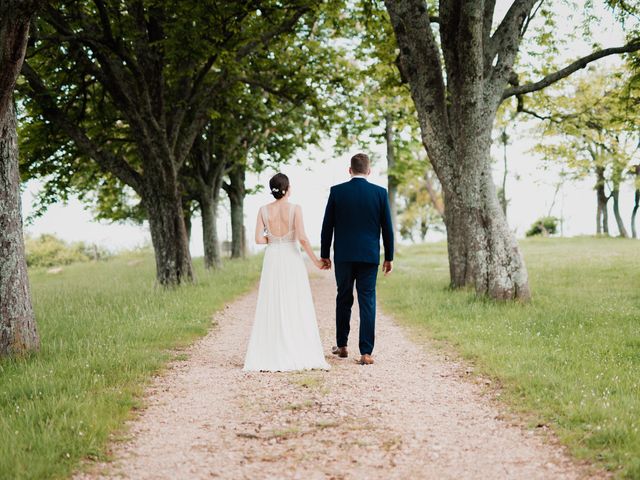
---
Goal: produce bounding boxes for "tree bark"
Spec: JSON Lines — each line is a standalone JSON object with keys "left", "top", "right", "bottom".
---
{"left": 182, "top": 198, "right": 193, "bottom": 244}
{"left": 499, "top": 129, "right": 508, "bottom": 216}
{"left": 225, "top": 165, "right": 246, "bottom": 259}
{"left": 1, "top": 2, "right": 40, "bottom": 356}
{"left": 198, "top": 194, "right": 221, "bottom": 269}
{"left": 1, "top": 101, "right": 39, "bottom": 356}
{"left": 440, "top": 132, "right": 531, "bottom": 300}
{"left": 186, "top": 133, "right": 227, "bottom": 269}
{"left": 141, "top": 172, "right": 194, "bottom": 286}
{"left": 632, "top": 189, "right": 639, "bottom": 239}
{"left": 386, "top": 0, "right": 532, "bottom": 300}
{"left": 197, "top": 166, "right": 225, "bottom": 269}
{"left": 611, "top": 182, "right": 628, "bottom": 238}
{"left": 595, "top": 166, "right": 609, "bottom": 235}
{"left": 631, "top": 165, "right": 639, "bottom": 239}
{"left": 385, "top": 114, "right": 399, "bottom": 237}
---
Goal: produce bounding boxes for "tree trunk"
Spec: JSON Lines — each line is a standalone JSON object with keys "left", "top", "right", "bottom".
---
{"left": 182, "top": 198, "right": 193, "bottom": 243}
{"left": 1, "top": 5, "right": 40, "bottom": 356}
{"left": 420, "top": 217, "right": 428, "bottom": 241}
{"left": 183, "top": 132, "right": 226, "bottom": 269}
{"left": 1, "top": 101, "right": 40, "bottom": 356}
{"left": 439, "top": 133, "right": 530, "bottom": 300}
{"left": 611, "top": 184, "right": 628, "bottom": 238}
{"left": 610, "top": 164, "right": 628, "bottom": 238}
{"left": 226, "top": 165, "right": 246, "bottom": 259}
{"left": 142, "top": 174, "right": 194, "bottom": 286}
{"left": 385, "top": 114, "right": 399, "bottom": 237}
{"left": 199, "top": 188, "right": 222, "bottom": 269}
{"left": 385, "top": 0, "right": 531, "bottom": 300}
{"left": 595, "top": 166, "right": 609, "bottom": 235}
{"left": 632, "top": 188, "right": 639, "bottom": 239}
{"left": 499, "top": 129, "right": 508, "bottom": 216}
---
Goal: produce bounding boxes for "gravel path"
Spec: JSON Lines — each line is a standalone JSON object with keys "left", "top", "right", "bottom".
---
{"left": 75, "top": 267, "right": 595, "bottom": 480}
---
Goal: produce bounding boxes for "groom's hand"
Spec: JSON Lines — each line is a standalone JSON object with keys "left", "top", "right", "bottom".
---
{"left": 321, "top": 258, "right": 332, "bottom": 270}
{"left": 382, "top": 260, "right": 393, "bottom": 276}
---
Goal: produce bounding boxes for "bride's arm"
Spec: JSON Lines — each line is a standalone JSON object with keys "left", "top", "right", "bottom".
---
{"left": 295, "top": 205, "right": 323, "bottom": 268}
{"left": 255, "top": 210, "right": 267, "bottom": 245}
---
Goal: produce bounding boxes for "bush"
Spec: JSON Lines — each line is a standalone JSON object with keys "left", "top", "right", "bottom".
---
{"left": 25, "top": 234, "right": 110, "bottom": 267}
{"left": 526, "top": 216, "right": 559, "bottom": 237}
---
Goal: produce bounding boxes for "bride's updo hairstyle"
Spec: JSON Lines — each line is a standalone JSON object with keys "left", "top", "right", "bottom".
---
{"left": 269, "top": 173, "right": 289, "bottom": 200}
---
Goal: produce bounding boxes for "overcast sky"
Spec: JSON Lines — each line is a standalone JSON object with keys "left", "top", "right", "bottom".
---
{"left": 20, "top": 1, "right": 638, "bottom": 256}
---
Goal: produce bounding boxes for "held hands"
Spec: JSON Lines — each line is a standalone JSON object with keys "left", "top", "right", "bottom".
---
{"left": 382, "top": 260, "right": 393, "bottom": 276}
{"left": 317, "top": 258, "right": 332, "bottom": 270}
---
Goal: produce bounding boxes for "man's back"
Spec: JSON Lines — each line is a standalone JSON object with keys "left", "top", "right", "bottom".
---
{"left": 322, "top": 153, "right": 394, "bottom": 364}
{"left": 321, "top": 177, "right": 394, "bottom": 265}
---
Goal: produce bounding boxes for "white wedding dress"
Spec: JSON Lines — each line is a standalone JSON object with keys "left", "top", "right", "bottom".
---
{"left": 243, "top": 203, "right": 330, "bottom": 372}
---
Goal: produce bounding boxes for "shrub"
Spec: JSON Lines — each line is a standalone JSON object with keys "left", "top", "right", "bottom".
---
{"left": 526, "top": 216, "right": 559, "bottom": 237}
{"left": 25, "top": 234, "right": 110, "bottom": 267}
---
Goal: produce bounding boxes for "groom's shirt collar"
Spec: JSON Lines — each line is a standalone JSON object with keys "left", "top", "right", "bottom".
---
{"left": 351, "top": 175, "right": 368, "bottom": 180}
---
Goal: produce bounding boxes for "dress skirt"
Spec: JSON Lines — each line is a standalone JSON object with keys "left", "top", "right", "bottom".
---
{"left": 243, "top": 241, "right": 330, "bottom": 372}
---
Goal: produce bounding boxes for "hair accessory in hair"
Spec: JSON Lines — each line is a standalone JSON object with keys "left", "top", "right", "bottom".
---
{"left": 272, "top": 188, "right": 279, "bottom": 192}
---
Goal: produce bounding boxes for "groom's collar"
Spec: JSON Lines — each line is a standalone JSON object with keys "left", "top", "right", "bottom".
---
{"left": 350, "top": 175, "right": 368, "bottom": 181}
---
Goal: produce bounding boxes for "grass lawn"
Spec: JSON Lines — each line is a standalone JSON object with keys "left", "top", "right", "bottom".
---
{"left": 0, "top": 253, "right": 261, "bottom": 479}
{"left": 379, "top": 237, "right": 640, "bottom": 478}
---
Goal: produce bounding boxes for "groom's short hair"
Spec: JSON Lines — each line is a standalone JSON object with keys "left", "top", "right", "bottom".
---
{"left": 351, "top": 153, "right": 370, "bottom": 174}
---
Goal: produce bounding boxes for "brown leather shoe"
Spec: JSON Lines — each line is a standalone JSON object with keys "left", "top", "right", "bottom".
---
{"left": 331, "top": 346, "right": 348, "bottom": 358}
{"left": 357, "top": 354, "right": 374, "bottom": 365}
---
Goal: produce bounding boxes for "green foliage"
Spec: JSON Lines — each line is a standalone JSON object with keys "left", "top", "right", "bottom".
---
{"left": 24, "top": 234, "right": 110, "bottom": 267}
{"left": 526, "top": 216, "right": 559, "bottom": 237}
{"left": 0, "top": 254, "right": 261, "bottom": 479}
{"left": 380, "top": 238, "right": 640, "bottom": 478}
{"left": 397, "top": 170, "right": 444, "bottom": 242}
{"left": 529, "top": 66, "right": 639, "bottom": 212}
{"left": 18, "top": 0, "right": 343, "bottom": 223}
{"left": 210, "top": 8, "right": 355, "bottom": 178}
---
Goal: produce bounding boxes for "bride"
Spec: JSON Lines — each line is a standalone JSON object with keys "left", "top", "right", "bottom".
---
{"left": 243, "top": 173, "right": 330, "bottom": 372}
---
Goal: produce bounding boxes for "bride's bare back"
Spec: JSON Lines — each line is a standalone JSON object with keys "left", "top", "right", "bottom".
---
{"left": 263, "top": 202, "right": 295, "bottom": 240}
{"left": 254, "top": 200, "right": 325, "bottom": 270}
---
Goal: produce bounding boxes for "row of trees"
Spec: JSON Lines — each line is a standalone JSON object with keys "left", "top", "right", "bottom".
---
{"left": 2, "top": 0, "right": 355, "bottom": 356}
{"left": 2, "top": 0, "right": 640, "bottom": 356}
{"left": 17, "top": 0, "right": 354, "bottom": 285}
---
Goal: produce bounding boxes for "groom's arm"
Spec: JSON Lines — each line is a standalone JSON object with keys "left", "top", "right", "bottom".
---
{"left": 381, "top": 190, "right": 394, "bottom": 262}
{"left": 320, "top": 188, "right": 335, "bottom": 261}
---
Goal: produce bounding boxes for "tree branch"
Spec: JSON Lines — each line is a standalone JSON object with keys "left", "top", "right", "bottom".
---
{"left": 503, "top": 40, "right": 640, "bottom": 99}
{"left": 22, "top": 61, "right": 144, "bottom": 194}
{"left": 238, "top": 75, "right": 304, "bottom": 104}
{"left": 235, "top": 6, "right": 309, "bottom": 60}
{"left": 384, "top": 0, "right": 450, "bottom": 143}
{"left": 482, "top": 0, "right": 497, "bottom": 52}
{"left": 485, "top": 0, "right": 538, "bottom": 103}
{"left": 0, "top": 10, "right": 31, "bottom": 127}
{"left": 171, "top": 6, "right": 311, "bottom": 170}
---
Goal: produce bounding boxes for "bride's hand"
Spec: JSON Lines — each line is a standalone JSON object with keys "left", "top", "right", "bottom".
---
{"left": 313, "top": 258, "right": 325, "bottom": 269}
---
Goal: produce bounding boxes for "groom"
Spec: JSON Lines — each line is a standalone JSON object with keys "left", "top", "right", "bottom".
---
{"left": 320, "top": 153, "right": 394, "bottom": 365}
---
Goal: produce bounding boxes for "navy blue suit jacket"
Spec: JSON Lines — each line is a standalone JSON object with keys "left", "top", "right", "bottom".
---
{"left": 320, "top": 177, "right": 394, "bottom": 265}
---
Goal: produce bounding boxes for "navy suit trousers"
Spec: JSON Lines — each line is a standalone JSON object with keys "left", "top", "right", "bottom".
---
{"left": 334, "top": 261, "right": 377, "bottom": 355}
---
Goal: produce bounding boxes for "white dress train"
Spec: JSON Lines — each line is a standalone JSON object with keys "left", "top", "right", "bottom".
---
{"left": 243, "top": 203, "right": 330, "bottom": 372}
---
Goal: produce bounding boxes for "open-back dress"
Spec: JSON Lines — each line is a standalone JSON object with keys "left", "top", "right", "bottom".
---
{"left": 243, "top": 203, "right": 330, "bottom": 372}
